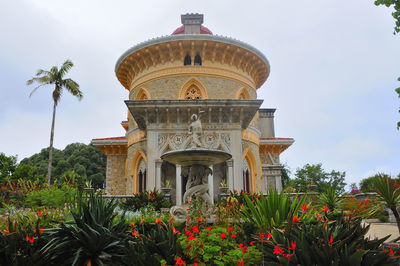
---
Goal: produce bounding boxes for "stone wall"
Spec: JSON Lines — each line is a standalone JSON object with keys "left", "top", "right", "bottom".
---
{"left": 105, "top": 155, "right": 126, "bottom": 195}
{"left": 130, "top": 75, "right": 256, "bottom": 100}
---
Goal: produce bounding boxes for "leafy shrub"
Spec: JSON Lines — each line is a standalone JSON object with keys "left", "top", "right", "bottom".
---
{"left": 120, "top": 189, "right": 171, "bottom": 211}
{"left": 179, "top": 225, "right": 261, "bottom": 265}
{"left": 24, "top": 185, "right": 76, "bottom": 208}
{"left": 316, "top": 187, "right": 343, "bottom": 211}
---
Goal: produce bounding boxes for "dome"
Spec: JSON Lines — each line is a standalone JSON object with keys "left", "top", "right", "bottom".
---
{"left": 172, "top": 25, "right": 212, "bottom": 35}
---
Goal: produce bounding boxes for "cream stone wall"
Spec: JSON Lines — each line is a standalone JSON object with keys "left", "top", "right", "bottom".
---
{"left": 130, "top": 76, "right": 256, "bottom": 100}
{"left": 106, "top": 155, "right": 127, "bottom": 195}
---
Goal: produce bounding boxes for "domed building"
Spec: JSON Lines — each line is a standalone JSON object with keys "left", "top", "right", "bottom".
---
{"left": 92, "top": 14, "right": 294, "bottom": 204}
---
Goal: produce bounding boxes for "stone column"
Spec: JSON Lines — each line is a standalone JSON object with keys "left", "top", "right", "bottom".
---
{"left": 231, "top": 128, "right": 243, "bottom": 190}
{"left": 208, "top": 165, "right": 214, "bottom": 204}
{"left": 146, "top": 131, "right": 157, "bottom": 190}
{"left": 155, "top": 160, "right": 162, "bottom": 191}
{"left": 176, "top": 164, "right": 182, "bottom": 205}
{"left": 275, "top": 174, "right": 282, "bottom": 193}
{"left": 227, "top": 159, "right": 234, "bottom": 191}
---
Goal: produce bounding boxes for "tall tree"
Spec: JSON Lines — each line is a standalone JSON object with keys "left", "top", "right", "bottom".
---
{"left": 27, "top": 60, "right": 82, "bottom": 185}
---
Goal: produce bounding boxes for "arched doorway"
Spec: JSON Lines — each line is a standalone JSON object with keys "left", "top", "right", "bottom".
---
{"left": 243, "top": 159, "right": 250, "bottom": 193}
{"left": 137, "top": 159, "right": 146, "bottom": 193}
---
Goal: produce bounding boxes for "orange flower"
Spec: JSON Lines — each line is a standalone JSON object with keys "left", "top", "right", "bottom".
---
{"left": 301, "top": 204, "right": 308, "bottom": 212}
{"left": 132, "top": 229, "right": 140, "bottom": 237}
{"left": 155, "top": 218, "right": 162, "bottom": 225}
{"left": 130, "top": 221, "right": 135, "bottom": 227}
{"left": 37, "top": 210, "right": 43, "bottom": 217}
{"left": 197, "top": 216, "right": 204, "bottom": 223}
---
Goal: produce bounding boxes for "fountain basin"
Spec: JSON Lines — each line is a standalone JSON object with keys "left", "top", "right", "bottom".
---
{"left": 161, "top": 148, "right": 231, "bottom": 167}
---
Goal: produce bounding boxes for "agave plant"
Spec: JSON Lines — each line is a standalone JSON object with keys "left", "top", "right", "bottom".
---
{"left": 240, "top": 189, "right": 307, "bottom": 231}
{"left": 261, "top": 213, "right": 399, "bottom": 265}
{"left": 41, "top": 192, "right": 130, "bottom": 265}
{"left": 372, "top": 175, "right": 400, "bottom": 233}
{"left": 317, "top": 187, "right": 343, "bottom": 211}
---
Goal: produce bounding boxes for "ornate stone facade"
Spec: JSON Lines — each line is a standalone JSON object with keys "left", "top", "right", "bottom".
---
{"left": 92, "top": 14, "right": 294, "bottom": 201}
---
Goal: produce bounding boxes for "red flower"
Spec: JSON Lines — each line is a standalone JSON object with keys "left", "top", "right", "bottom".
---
{"left": 206, "top": 226, "right": 212, "bottom": 231}
{"left": 188, "top": 235, "right": 195, "bottom": 241}
{"left": 237, "top": 261, "right": 245, "bottom": 265}
{"left": 322, "top": 206, "right": 329, "bottom": 213}
{"left": 194, "top": 263, "right": 198, "bottom": 266}
{"left": 350, "top": 209, "right": 357, "bottom": 215}
{"left": 250, "top": 241, "right": 256, "bottom": 246}
{"left": 192, "top": 226, "right": 199, "bottom": 233}
{"left": 273, "top": 245, "right": 284, "bottom": 255}
{"left": 259, "top": 233, "right": 266, "bottom": 240}
{"left": 284, "top": 254, "right": 291, "bottom": 260}
{"left": 26, "top": 234, "right": 34, "bottom": 243}
{"left": 186, "top": 245, "right": 192, "bottom": 249}
{"left": 301, "top": 204, "right": 308, "bottom": 212}
{"left": 175, "top": 257, "right": 185, "bottom": 265}
{"left": 37, "top": 210, "right": 43, "bottom": 217}
{"left": 289, "top": 241, "right": 296, "bottom": 250}
{"left": 267, "top": 232, "right": 272, "bottom": 240}
{"left": 40, "top": 228, "right": 44, "bottom": 234}
{"left": 147, "top": 195, "right": 151, "bottom": 200}
{"left": 155, "top": 218, "right": 162, "bottom": 225}
{"left": 197, "top": 216, "right": 204, "bottom": 223}
{"left": 292, "top": 216, "right": 299, "bottom": 223}
{"left": 329, "top": 236, "right": 333, "bottom": 247}
{"left": 227, "top": 227, "right": 233, "bottom": 232}
{"left": 231, "top": 234, "right": 237, "bottom": 238}
{"left": 239, "top": 243, "right": 248, "bottom": 252}
{"left": 220, "top": 233, "right": 226, "bottom": 239}
{"left": 388, "top": 248, "right": 394, "bottom": 256}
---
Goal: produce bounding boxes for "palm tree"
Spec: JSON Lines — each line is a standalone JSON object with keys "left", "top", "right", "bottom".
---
{"left": 372, "top": 174, "right": 400, "bottom": 233}
{"left": 27, "top": 60, "right": 82, "bottom": 186}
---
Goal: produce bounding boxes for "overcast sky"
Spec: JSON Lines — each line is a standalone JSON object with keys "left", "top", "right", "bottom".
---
{"left": 0, "top": 0, "right": 399, "bottom": 187}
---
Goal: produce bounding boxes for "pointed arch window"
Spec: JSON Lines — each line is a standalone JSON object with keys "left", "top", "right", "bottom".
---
{"left": 185, "top": 84, "right": 201, "bottom": 99}
{"left": 243, "top": 159, "right": 250, "bottom": 193}
{"left": 194, "top": 54, "right": 202, "bottom": 66}
{"left": 138, "top": 159, "right": 146, "bottom": 192}
{"left": 184, "top": 54, "right": 191, "bottom": 66}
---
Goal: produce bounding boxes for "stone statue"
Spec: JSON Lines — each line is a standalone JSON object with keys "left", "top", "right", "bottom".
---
{"left": 183, "top": 164, "right": 212, "bottom": 204}
{"left": 188, "top": 112, "right": 204, "bottom": 148}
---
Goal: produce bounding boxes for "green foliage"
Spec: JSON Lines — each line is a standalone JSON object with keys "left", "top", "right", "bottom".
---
{"left": 372, "top": 174, "right": 400, "bottom": 233}
{"left": 179, "top": 226, "right": 261, "bottom": 265}
{"left": 317, "top": 187, "right": 343, "bottom": 211}
{"left": 375, "top": 0, "right": 400, "bottom": 34}
{"left": 240, "top": 190, "right": 307, "bottom": 231}
{"left": 120, "top": 189, "right": 171, "bottom": 212}
{"left": 0, "top": 153, "right": 17, "bottom": 182}
{"left": 124, "top": 223, "right": 183, "bottom": 266}
{"left": 20, "top": 143, "right": 106, "bottom": 188}
{"left": 281, "top": 164, "right": 291, "bottom": 189}
{"left": 41, "top": 192, "right": 129, "bottom": 265}
{"left": 24, "top": 185, "right": 76, "bottom": 208}
{"left": 290, "top": 163, "right": 346, "bottom": 193}
{"left": 260, "top": 213, "right": 399, "bottom": 265}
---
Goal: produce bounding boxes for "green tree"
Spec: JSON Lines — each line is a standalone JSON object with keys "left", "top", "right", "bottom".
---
{"left": 375, "top": 0, "right": 400, "bottom": 34}
{"left": 0, "top": 153, "right": 17, "bottom": 182}
{"left": 281, "top": 163, "right": 291, "bottom": 189}
{"left": 27, "top": 60, "right": 82, "bottom": 185}
{"left": 291, "top": 163, "right": 346, "bottom": 193}
{"left": 372, "top": 174, "right": 400, "bottom": 233}
{"left": 12, "top": 163, "right": 39, "bottom": 181}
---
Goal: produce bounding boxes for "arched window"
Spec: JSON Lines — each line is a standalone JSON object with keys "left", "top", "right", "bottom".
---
{"left": 185, "top": 84, "right": 201, "bottom": 99}
{"left": 243, "top": 159, "right": 250, "bottom": 193}
{"left": 138, "top": 159, "right": 146, "bottom": 192}
{"left": 184, "top": 54, "right": 191, "bottom": 66}
{"left": 194, "top": 54, "right": 202, "bottom": 66}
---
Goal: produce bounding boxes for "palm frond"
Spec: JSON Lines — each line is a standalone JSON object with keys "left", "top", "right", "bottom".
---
{"left": 62, "top": 78, "right": 83, "bottom": 100}
{"left": 28, "top": 83, "right": 48, "bottom": 97}
{"left": 59, "top": 59, "right": 74, "bottom": 78}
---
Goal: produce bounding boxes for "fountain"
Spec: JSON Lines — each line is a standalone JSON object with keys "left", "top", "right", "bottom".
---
{"left": 161, "top": 112, "right": 232, "bottom": 219}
